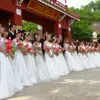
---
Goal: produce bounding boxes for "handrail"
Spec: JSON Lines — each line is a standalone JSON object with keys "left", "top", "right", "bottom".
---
{"left": 43, "top": 0, "right": 67, "bottom": 11}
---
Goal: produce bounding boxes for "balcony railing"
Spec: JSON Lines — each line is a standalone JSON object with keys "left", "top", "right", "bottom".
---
{"left": 39, "top": 0, "right": 67, "bottom": 11}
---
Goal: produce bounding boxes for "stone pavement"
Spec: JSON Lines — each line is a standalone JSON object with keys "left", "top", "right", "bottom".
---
{"left": 8, "top": 68, "right": 100, "bottom": 100}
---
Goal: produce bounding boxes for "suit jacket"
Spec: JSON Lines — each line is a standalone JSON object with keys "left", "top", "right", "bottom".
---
{"left": 40, "top": 38, "right": 45, "bottom": 54}
{"left": 76, "top": 43, "right": 79, "bottom": 53}
{"left": 59, "top": 42, "right": 63, "bottom": 48}
{"left": 7, "top": 32, "right": 16, "bottom": 40}
{"left": 30, "top": 40, "right": 35, "bottom": 44}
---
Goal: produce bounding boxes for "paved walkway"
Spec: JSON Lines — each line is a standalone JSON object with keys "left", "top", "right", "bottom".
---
{"left": 8, "top": 68, "right": 100, "bottom": 100}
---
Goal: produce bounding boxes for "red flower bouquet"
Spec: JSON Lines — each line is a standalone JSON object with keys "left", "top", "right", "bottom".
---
{"left": 47, "top": 47, "right": 50, "bottom": 52}
{"left": 54, "top": 48, "right": 60, "bottom": 56}
{"left": 5, "top": 39, "right": 14, "bottom": 59}
{"left": 59, "top": 48, "right": 64, "bottom": 53}
{"left": 27, "top": 48, "right": 32, "bottom": 53}
{"left": 5, "top": 39, "right": 12, "bottom": 53}
{"left": 35, "top": 43, "right": 42, "bottom": 52}
{"left": 37, "top": 46, "right": 41, "bottom": 52}
{"left": 93, "top": 47, "right": 97, "bottom": 52}
{"left": 98, "top": 48, "right": 100, "bottom": 52}
{"left": 72, "top": 46, "right": 76, "bottom": 53}
{"left": 25, "top": 44, "right": 29, "bottom": 48}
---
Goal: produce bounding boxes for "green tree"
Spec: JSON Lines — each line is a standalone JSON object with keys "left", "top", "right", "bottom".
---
{"left": 71, "top": 20, "right": 93, "bottom": 40}
{"left": 22, "top": 20, "right": 38, "bottom": 32}
{"left": 69, "top": 0, "right": 100, "bottom": 40}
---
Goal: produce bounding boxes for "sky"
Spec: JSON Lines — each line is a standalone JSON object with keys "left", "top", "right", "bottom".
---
{"left": 67, "top": 0, "right": 95, "bottom": 8}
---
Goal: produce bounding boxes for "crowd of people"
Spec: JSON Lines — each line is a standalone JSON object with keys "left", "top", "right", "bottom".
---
{"left": 0, "top": 24, "right": 100, "bottom": 99}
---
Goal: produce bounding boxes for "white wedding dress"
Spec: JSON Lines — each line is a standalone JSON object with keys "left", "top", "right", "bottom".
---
{"left": 13, "top": 39, "right": 32, "bottom": 86}
{"left": 64, "top": 44, "right": 84, "bottom": 71}
{"left": 34, "top": 42, "right": 51, "bottom": 82}
{"left": 23, "top": 42, "right": 38, "bottom": 85}
{"left": 53, "top": 43, "right": 69, "bottom": 76}
{"left": 0, "top": 38, "right": 21, "bottom": 99}
{"left": 44, "top": 41, "right": 60, "bottom": 80}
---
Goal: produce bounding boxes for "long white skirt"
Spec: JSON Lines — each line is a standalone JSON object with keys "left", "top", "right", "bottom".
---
{"left": 94, "top": 52, "right": 100, "bottom": 67}
{"left": 53, "top": 55, "right": 61, "bottom": 76}
{"left": 91, "top": 53, "right": 97, "bottom": 68}
{"left": 65, "top": 51, "right": 82, "bottom": 71}
{"left": 9, "top": 57, "right": 23, "bottom": 92}
{"left": 44, "top": 53, "right": 60, "bottom": 80}
{"left": 72, "top": 52, "right": 84, "bottom": 71}
{"left": 0, "top": 53, "right": 18, "bottom": 99}
{"left": 82, "top": 54, "right": 91, "bottom": 69}
{"left": 14, "top": 50, "right": 32, "bottom": 86}
{"left": 57, "top": 53, "right": 70, "bottom": 76}
{"left": 86, "top": 53, "right": 95, "bottom": 68}
{"left": 64, "top": 51, "right": 73, "bottom": 71}
{"left": 35, "top": 54, "right": 51, "bottom": 82}
{"left": 24, "top": 53, "right": 38, "bottom": 85}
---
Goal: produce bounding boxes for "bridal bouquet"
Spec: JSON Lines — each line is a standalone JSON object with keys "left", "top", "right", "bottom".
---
{"left": 17, "top": 40, "right": 27, "bottom": 55}
{"left": 5, "top": 39, "right": 12, "bottom": 54}
{"left": 60, "top": 48, "right": 64, "bottom": 52}
{"left": 46, "top": 47, "right": 50, "bottom": 52}
{"left": 58, "top": 47, "right": 64, "bottom": 54}
{"left": 35, "top": 44, "right": 41, "bottom": 52}
{"left": 92, "top": 47, "right": 97, "bottom": 52}
{"left": 79, "top": 47, "right": 85, "bottom": 53}
{"left": 27, "top": 47, "right": 33, "bottom": 53}
{"left": 5, "top": 39, "right": 14, "bottom": 59}
{"left": 90, "top": 47, "right": 92, "bottom": 52}
{"left": 71, "top": 46, "right": 76, "bottom": 53}
{"left": 17, "top": 40, "right": 24, "bottom": 50}
{"left": 24, "top": 44, "right": 30, "bottom": 53}
{"left": 17, "top": 42, "right": 24, "bottom": 51}
{"left": 47, "top": 47, "right": 53, "bottom": 57}
{"left": 86, "top": 47, "right": 90, "bottom": 53}
{"left": 98, "top": 48, "right": 100, "bottom": 52}
{"left": 54, "top": 48, "right": 60, "bottom": 56}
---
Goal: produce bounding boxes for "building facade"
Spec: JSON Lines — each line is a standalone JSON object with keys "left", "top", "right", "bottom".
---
{"left": 0, "top": 0, "right": 79, "bottom": 41}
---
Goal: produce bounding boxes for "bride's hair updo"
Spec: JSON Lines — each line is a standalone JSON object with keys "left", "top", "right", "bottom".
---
{"left": 34, "top": 33, "right": 38, "bottom": 41}
{"left": 46, "top": 34, "right": 52, "bottom": 41}
{"left": 23, "top": 32, "right": 30, "bottom": 40}
{"left": 16, "top": 30, "right": 21, "bottom": 34}
{"left": 2, "top": 28, "right": 9, "bottom": 37}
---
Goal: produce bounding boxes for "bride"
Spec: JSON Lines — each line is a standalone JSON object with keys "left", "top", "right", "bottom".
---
{"left": 34, "top": 34, "right": 51, "bottom": 82}
{"left": 44, "top": 34, "right": 60, "bottom": 80}
{"left": 23, "top": 33, "right": 38, "bottom": 85}
{"left": 0, "top": 27, "right": 19, "bottom": 99}
{"left": 12, "top": 31, "right": 32, "bottom": 86}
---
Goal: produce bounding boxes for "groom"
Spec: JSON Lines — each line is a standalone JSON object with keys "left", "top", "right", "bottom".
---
{"left": 75, "top": 40, "right": 79, "bottom": 53}
{"left": 7, "top": 24, "right": 16, "bottom": 40}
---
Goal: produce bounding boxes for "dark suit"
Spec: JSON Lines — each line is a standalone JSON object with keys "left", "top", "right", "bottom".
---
{"left": 40, "top": 38, "right": 45, "bottom": 54}
{"left": 76, "top": 43, "right": 79, "bottom": 53}
{"left": 7, "top": 32, "right": 16, "bottom": 40}
{"left": 30, "top": 40, "right": 35, "bottom": 44}
{"left": 59, "top": 42, "right": 63, "bottom": 48}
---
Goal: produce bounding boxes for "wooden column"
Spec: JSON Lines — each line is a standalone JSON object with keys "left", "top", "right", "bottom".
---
{"left": 54, "top": 21, "right": 62, "bottom": 40}
{"left": 10, "top": 0, "right": 22, "bottom": 26}
{"left": 42, "top": 24, "right": 48, "bottom": 34}
{"left": 67, "top": 26, "right": 72, "bottom": 42}
{"left": 11, "top": 12, "right": 22, "bottom": 26}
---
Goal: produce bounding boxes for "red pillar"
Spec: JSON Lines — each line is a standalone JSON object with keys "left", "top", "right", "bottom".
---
{"left": 11, "top": 13, "right": 22, "bottom": 26}
{"left": 67, "top": 26, "right": 72, "bottom": 42}
{"left": 42, "top": 24, "right": 48, "bottom": 34}
{"left": 54, "top": 21, "right": 62, "bottom": 40}
{"left": 10, "top": 5, "right": 22, "bottom": 26}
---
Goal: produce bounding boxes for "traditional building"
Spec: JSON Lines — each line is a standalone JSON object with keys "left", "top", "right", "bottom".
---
{"left": 0, "top": 0, "right": 79, "bottom": 41}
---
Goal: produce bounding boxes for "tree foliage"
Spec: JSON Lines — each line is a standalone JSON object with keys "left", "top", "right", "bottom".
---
{"left": 69, "top": 0, "right": 100, "bottom": 40}
{"left": 22, "top": 20, "right": 38, "bottom": 32}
